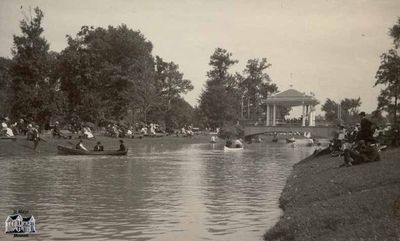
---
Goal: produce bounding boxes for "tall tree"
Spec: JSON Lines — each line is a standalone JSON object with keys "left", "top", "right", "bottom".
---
{"left": 9, "top": 7, "right": 57, "bottom": 125}
{"left": 321, "top": 98, "right": 361, "bottom": 123}
{"left": 0, "top": 57, "right": 12, "bottom": 115}
{"left": 321, "top": 98, "right": 339, "bottom": 122}
{"left": 59, "top": 24, "right": 155, "bottom": 123}
{"left": 239, "top": 58, "right": 278, "bottom": 120}
{"left": 198, "top": 48, "right": 240, "bottom": 128}
{"left": 375, "top": 18, "right": 400, "bottom": 126}
{"left": 375, "top": 47, "right": 400, "bottom": 125}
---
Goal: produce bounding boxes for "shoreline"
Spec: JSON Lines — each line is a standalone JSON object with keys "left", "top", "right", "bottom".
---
{"left": 264, "top": 147, "right": 400, "bottom": 241}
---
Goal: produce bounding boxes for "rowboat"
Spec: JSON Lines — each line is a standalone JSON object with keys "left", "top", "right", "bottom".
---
{"left": 57, "top": 145, "right": 128, "bottom": 155}
{"left": 224, "top": 146, "right": 244, "bottom": 151}
{"left": 286, "top": 137, "right": 296, "bottom": 143}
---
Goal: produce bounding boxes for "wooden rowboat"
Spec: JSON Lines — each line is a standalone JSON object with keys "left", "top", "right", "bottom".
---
{"left": 224, "top": 146, "right": 244, "bottom": 151}
{"left": 57, "top": 145, "right": 128, "bottom": 156}
{"left": 286, "top": 138, "right": 296, "bottom": 143}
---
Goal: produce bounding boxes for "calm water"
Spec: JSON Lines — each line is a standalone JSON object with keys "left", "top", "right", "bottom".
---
{"left": 0, "top": 138, "right": 314, "bottom": 241}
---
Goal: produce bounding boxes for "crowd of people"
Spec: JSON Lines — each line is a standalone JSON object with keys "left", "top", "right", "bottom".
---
{"left": 328, "top": 112, "right": 394, "bottom": 167}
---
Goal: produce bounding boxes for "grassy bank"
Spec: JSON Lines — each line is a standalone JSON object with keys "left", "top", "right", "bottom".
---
{"left": 264, "top": 148, "right": 400, "bottom": 241}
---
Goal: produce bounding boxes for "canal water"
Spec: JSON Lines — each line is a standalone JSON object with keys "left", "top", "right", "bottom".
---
{"left": 0, "top": 139, "right": 314, "bottom": 240}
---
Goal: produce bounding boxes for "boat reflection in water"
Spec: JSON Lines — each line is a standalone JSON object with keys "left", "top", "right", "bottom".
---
{"left": 0, "top": 139, "right": 314, "bottom": 241}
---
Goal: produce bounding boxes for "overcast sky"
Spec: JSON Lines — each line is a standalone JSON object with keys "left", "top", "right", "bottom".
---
{"left": 1, "top": 0, "right": 399, "bottom": 115}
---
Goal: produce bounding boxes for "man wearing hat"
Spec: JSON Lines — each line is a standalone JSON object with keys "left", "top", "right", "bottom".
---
{"left": 357, "top": 111, "right": 374, "bottom": 142}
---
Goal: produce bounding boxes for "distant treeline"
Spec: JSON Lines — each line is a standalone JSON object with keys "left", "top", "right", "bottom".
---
{"left": 0, "top": 7, "right": 194, "bottom": 131}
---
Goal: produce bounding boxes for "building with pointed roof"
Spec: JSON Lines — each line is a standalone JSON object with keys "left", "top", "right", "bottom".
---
{"left": 263, "top": 88, "right": 319, "bottom": 126}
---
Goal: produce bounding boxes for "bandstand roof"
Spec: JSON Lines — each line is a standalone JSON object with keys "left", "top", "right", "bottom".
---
{"left": 263, "top": 89, "right": 319, "bottom": 107}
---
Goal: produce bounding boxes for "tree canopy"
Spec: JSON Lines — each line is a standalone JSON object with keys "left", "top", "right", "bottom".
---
{"left": 375, "top": 18, "right": 400, "bottom": 125}
{"left": 3, "top": 7, "right": 194, "bottom": 130}
{"left": 321, "top": 97, "right": 362, "bottom": 124}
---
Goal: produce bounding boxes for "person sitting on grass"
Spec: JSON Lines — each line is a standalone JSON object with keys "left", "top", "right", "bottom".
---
{"left": 341, "top": 139, "right": 380, "bottom": 167}
{"left": 94, "top": 141, "right": 104, "bottom": 151}
{"left": 76, "top": 139, "right": 88, "bottom": 151}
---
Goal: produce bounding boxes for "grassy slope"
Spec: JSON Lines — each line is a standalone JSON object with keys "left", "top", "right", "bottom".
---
{"left": 265, "top": 148, "right": 400, "bottom": 241}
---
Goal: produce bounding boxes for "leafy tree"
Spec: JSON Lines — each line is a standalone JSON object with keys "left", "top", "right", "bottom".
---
{"left": 9, "top": 7, "right": 57, "bottom": 126}
{"left": 164, "top": 97, "right": 194, "bottom": 131}
{"left": 59, "top": 24, "right": 154, "bottom": 123}
{"left": 198, "top": 48, "right": 240, "bottom": 128}
{"left": 375, "top": 48, "right": 400, "bottom": 125}
{"left": 340, "top": 97, "right": 362, "bottom": 124}
{"left": 0, "top": 57, "right": 12, "bottom": 115}
{"left": 322, "top": 97, "right": 361, "bottom": 123}
{"left": 153, "top": 56, "right": 193, "bottom": 127}
{"left": 321, "top": 98, "right": 338, "bottom": 122}
{"left": 239, "top": 58, "right": 277, "bottom": 120}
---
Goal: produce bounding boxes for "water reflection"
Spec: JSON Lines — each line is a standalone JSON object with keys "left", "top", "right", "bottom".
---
{"left": 0, "top": 140, "right": 313, "bottom": 240}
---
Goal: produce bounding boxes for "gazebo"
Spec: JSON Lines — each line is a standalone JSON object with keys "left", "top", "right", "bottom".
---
{"left": 264, "top": 89, "right": 319, "bottom": 127}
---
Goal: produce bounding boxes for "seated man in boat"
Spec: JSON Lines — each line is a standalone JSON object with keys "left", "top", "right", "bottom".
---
{"left": 234, "top": 139, "right": 243, "bottom": 148}
{"left": 52, "top": 121, "right": 63, "bottom": 138}
{"left": 119, "top": 140, "right": 126, "bottom": 151}
{"left": 76, "top": 139, "right": 88, "bottom": 151}
{"left": 225, "top": 139, "right": 233, "bottom": 147}
{"left": 94, "top": 141, "right": 104, "bottom": 151}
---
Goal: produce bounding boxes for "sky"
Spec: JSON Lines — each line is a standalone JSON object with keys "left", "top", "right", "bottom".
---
{"left": 0, "top": 0, "right": 399, "bottom": 116}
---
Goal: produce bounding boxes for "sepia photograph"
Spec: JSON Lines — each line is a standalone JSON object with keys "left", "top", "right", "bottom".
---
{"left": 0, "top": 0, "right": 399, "bottom": 240}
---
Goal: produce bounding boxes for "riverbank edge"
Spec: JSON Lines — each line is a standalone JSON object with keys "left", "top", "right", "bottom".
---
{"left": 264, "top": 147, "right": 400, "bottom": 241}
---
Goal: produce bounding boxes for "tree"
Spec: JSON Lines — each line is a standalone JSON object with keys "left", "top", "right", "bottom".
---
{"left": 340, "top": 97, "right": 362, "bottom": 124}
{"left": 239, "top": 58, "right": 277, "bottom": 120}
{"left": 375, "top": 48, "right": 400, "bottom": 125}
{"left": 153, "top": 56, "right": 193, "bottom": 128}
{"left": 321, "top": 98, "right": 338, "bottom": 122}
{"left": 0, "top": 57, "right": 12, "bottom": 115}
{"left": 59, "top": 24, "right": 155, "bottom": 123}
{"left": 321, "top": 98, "right": 361, "bottom": 123}
{"left": 164, "top": 97, "right": 194, "bottom": 131}
{"left": 59, "top": 24, "right": 193, "bottom": 126}
{"left": 9, "top": 7, "right": 58, "bottom": 126}
{"left": 198, "top": 48, "right": 240, "bottom": 128}
{"left": 374, "top": 17, "right": 400, "bottom": 126}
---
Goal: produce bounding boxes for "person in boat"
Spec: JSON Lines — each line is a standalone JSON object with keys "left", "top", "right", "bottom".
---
{"left": 211, "top": 136, "right": 217, "bottom": 143}
{"left": 52, "top": 121, "right": 63, "bottom": 138}
{"left": 225, "top": 138, "right": 233, "bottom": 147}
{"left": 272, "top": 132, "right": 278, "bottom": 142}
{"left": 233, "top": 138, "right": 243, "bottom": 148}
{"left": 94, "top": 141, "right": 104, "bottom": 151}
{"left": 76, "top": 139, "right": 88, "bottom": 151}
{"left": 119, "top": 139, "right": 126, "bottom": 151}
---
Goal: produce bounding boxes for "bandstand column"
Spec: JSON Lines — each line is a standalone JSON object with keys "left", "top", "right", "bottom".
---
{"left": 310, "top": 109, "right": 316, "bottom": 126}
{"left": 266, "top": 104, "right": 270, "bottom": 126}
{"left": 272, "top": 104, "right": 276, "bottom": 126}
{"left": 302, "top": 104, "right": 306, "bottom": 126}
